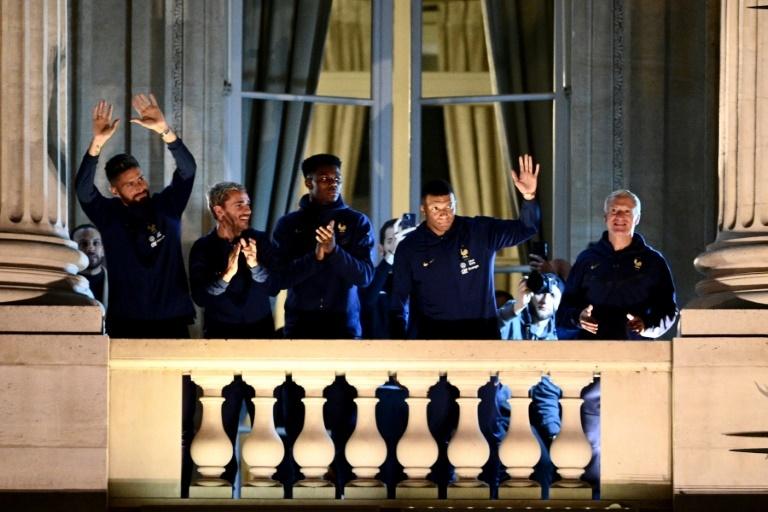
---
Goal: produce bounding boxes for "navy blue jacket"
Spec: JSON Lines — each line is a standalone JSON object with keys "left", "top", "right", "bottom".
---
{"left": 390, "top": 199, "right": 539, "bottom": 338}
{"left": 75, "top": 139, "right": 196, "bottom": 322}
{"left": 358, "top": 260, "right": 394, "bottom": 339}
{"left": 272, "top": 194, "right": 375, "bottom": 338}
{"left": 189, "top": 228, "right": 276, "bottom": 330}
{"left": 558, "top": 231, "right": 678, "bottom": 339}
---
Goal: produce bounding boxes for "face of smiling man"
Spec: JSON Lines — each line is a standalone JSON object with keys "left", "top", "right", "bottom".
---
{"left": 215, "top": 190, "right": 252, "bottom": 239}
{"left": 604, "top": 195, "right": 640, "bottom": 250}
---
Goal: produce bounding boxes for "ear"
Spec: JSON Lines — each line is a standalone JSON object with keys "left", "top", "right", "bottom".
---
{"left": 634, "top": 214, "right": 641, "bottom": 227}
{"left": 305, "top": 176, "right": 313, "bottom": 191}
{"left": 419, "top": 203, "right": 426, "bottom": 216}
{"left": 109, "top": 184, "right": 119, "bottom": 197}
{"left": 212, "top": 204, "right": 224, "bottom": 221}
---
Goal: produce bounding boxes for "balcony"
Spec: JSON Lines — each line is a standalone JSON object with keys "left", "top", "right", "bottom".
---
{"left": 2, "top": 307, "right": 768, "bottom": 511}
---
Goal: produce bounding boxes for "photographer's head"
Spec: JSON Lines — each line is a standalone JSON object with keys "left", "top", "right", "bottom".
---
{"left": 526, "top": 272, "right": 563, "bottom": 322}
{"left": 106, "top": 154, "right": 149, "bottom": 206}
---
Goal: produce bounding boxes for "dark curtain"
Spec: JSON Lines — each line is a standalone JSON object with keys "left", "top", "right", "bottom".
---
{"left": 482, "top": 0, "right": 554, "bottom": 237}
{"left": 242, "top": 0, "right": 333, "bottom": 232}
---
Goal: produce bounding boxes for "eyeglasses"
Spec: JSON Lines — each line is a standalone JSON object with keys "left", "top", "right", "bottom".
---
{"left": 314, "top": 176, "right": 342, "bottom": 185}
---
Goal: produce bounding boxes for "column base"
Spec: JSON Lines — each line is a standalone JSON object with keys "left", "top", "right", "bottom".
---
{"left": 343, "top": 483, "right": 387, "bottom": 499}
{"left": 396, "top": 483, "right": 438, "bottom": 499}
{"left": 292, "top": 484, "right": 335, "bottom": 499}
{"left": 498, "top": 481, "right": 542, "bottom": 499}
{"left": 446, "top": 483, "right": 490, "bottom": 499}
{"left": 240, "top": 485, "right": 284, "bottom": 499}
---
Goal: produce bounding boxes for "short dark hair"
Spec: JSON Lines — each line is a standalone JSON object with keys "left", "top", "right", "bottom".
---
{"left": 301, "top": 153, "right": 342, "bottom": 178}
{"left": 379, "top": 218, "right": 397, "bottom": 245}
{"left": 421, "top": 179, "right": 454, "bottom": 200}
{"left": 71, "top": 223, "right": 98, "bottom": 240}
{"left": 105, "top": 153, "right": 140, "bottom": 183}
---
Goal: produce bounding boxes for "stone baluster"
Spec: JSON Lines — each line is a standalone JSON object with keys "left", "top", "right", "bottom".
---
{"left": 189, "top": 372, "right": 233, "bottom": 497}
{"left": 395, "top": 371, "right": 440, "bottom": 499}
{"left": 0, "top": 0, "right": 93, "bottom": 306}
{"left": 240, "top": 371, "right": 285, "bottom": 499}
{"left": 498, "top": 370, "right": 544, "bottom": 499}
{"left": 291, "top": 370, "right": 336, "bottom": 498}
{"left": 548, "top": 372, "right": 594, "bottom": 499}
{"left": 692, "top": 2, "right": 768, "bottom": 307}
{"left": 343, "top": 371, "right": 389, "bottom": 499}
{"left": 446, "top": 371, "right": 492, "bottom": 499}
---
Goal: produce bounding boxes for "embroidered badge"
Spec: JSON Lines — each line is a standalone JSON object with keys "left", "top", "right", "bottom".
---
{"left": 422, "top": 259, "right": 434, "bottom": 268}
{"left": 459, "top": 245, "right": 480, "bottom": 275}
{"left": 337, "top": 223, "right": 347, "bottom": 234}
{"left": 147, "top": 223, "right": 166, "bottom": 248}
{"left": 634, "top": 257, "right": 643, "bottom": 270}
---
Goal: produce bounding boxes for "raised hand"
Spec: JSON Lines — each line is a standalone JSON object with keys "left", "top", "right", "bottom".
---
{"left": 241, "top": 238, "right": 259, "bottom": 268}
{"left": 89, "top": 100, "right": 120, "bottom": 155}
{"left": 314, "top": 220, "right": 336, "bottom": 261}
{"left": 513, "top": 278, "right": 533, "bottom": 316}
{"left": 579, "top": 304, "right": 599, "bottom": 334}
{"left": 130, "top": 93, "right": 171, "bottom": 135}
{"left": 511, "top": 153, "right": 540, "bottom": 199}
{"left": 222, "top": 242, "right": 241, "bottom": 282}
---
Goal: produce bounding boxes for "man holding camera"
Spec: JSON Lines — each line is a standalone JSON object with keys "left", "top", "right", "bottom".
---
{"left": 390, "top": 154, "right": 540, "bottom": 339}
{"left": 498, "top": 271, "right": 564, "bottom": 340}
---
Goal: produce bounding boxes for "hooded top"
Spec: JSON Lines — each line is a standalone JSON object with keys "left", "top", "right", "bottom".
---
{"left": 390, "top": 198, "right": 539, "bottom": 338}
{"left": 75, "top": 139, "right": 196, "bottom": 323}
{"left": 272, "top": 194, "right": 374, "bottom": 338}
{"left": 558, "top": 231, "right": 678, "bottom": 340}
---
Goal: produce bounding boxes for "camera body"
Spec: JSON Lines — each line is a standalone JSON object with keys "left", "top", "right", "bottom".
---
{"left": 526, "top": 271, "right": 555, "bottom": 295}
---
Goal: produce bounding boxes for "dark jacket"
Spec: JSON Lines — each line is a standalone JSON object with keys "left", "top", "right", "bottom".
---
{"left": 558, "top": 231, "right": 678, "bottom": 340}
{"left": 189, "top": 228, "right": 276, "bottom": 336}
{"left": 358, "top": 260, "right": 394, "bottom": 339}
{"left": 75, "top": 139, "right": 196, "bottom": 322}
{"left": 272, "top": 194, "right": 375, "bottom": 338}
{"left": 390, "top": 199, "right": 539, "bottom": 339}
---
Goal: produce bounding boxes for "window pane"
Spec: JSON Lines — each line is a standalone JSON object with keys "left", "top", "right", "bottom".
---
{"left": 304, "top": 104, "right": 371, "bottom": 215}
{"left": 421, "top": 0, "right": 554, "bottom": 97}
{"left": 243, "top": 0, "right": 371, "bottom": 99}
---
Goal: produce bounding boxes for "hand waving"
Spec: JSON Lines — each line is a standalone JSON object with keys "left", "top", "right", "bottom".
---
{"left": 88, "top": 100, "right": 120, "bottom": 155}
{"left": 130, "top": 93, "right": 170, "bottom": 135}
{"left": 511, "top": 154, "right": 540, "bottom": 199}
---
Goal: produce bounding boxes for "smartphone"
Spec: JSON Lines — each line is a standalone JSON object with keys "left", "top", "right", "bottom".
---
{"left": 400, "top": 212, "right": 417, "bottom": 229}
{"left": 530, "top": 240, "right": 549, "bottom": 260}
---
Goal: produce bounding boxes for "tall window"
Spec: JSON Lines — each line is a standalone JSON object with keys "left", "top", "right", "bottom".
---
{"left": 226, "top": 0, "right": 567, "bottom": 281}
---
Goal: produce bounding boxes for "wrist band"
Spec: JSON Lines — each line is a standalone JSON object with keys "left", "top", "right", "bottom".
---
{"left": 159, "top": 126, "right": 171, "bottom": 138}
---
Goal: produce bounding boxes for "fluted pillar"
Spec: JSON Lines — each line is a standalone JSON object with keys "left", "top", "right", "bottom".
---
{"left": 693, "top": 1, "right": 768, "bottom": 307}
{"left": 0, "top": 0, "right": 92, "bottom": 305}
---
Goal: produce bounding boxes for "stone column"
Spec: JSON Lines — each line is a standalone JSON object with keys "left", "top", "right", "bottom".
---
{"left": 0, "top": 0, "right": 91, "bottom": 305}
{"left": 693, "top": 2, "right": 768, "bottom": 307}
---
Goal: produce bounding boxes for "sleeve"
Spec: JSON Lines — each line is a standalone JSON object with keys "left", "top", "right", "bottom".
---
{"left": 325, "top": 216, "right": 375, "bottom": 287}
{"left": 529, "top": 376, "right": 563, "bottom": 438}
{"left": 486, "top": 198, "right": 540, "bottom": 251}
{"left": 74, "top": 151, "right": 110, "bottom": 225}
{"left": 253, "top": 234, "right": 280, "bottom": 296}
{"left": 155, "top": 138, "right": 197, "bottom": 218}
{"left": 189, "top": 239, "right": 226, "bottom": 307}
{"left": 271, "top": 217, "right": 323, "bottom": 290}
{"left": 638, "top": 254, "right": 679, "bottom": 338}
{"left": 557, "top": 254, "right": 590, "bottom": 332}
{"left": 388, "top": 245, "right": 412, "bottom": 339}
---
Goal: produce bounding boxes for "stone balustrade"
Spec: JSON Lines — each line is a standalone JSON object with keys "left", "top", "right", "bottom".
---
{"left": 107, "top": 339, "right": 672, "bottom": 506}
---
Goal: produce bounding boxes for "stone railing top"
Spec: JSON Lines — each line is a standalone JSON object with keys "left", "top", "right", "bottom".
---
{"left": 109, "top": 339, "right": 671, "bottom": 374}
